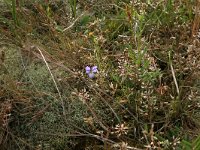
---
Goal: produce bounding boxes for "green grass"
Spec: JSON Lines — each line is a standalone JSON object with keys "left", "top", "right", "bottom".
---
{"left": 0, "top": 0, "right": 200, "bottom": 149}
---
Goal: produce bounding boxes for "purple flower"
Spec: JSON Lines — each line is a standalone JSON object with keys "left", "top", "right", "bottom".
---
{"left": 85, "top": 66, "right": 98, "bottom": 78}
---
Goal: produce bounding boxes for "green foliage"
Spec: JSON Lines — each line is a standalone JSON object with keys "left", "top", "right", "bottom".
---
{"left": 181, "top": 134, "right": 200, "bottom": 150}
{"left": 69, "top": 0, "right": 77, "bottom": 18}
{"left": 193, "top": 135, "right": 200, "bottom": 150}
{"left": 11, "top": 0, "right": 18, "bottom": 26}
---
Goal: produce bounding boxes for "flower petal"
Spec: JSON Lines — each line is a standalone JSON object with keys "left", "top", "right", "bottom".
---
{"left": 85, "top": 66, "right": 91, "bottom": 74}
{"left": 92, "top": 66, "right": 98, "bottom": 73}
{"left": 88, "top": 72, "right": 95, "bottom": 78}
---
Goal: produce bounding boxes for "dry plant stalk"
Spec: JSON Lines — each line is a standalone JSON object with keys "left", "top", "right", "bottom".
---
{"left": 192, "top": 0, "right": 200, "bottom": 36}
{"left": 31, "top": 45, "right": 66, "bottom": 118}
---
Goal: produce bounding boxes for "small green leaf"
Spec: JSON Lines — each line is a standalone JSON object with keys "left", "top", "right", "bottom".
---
{"left": 80, "top": 15, "right": 90, "bottom": 26}
{"left": 181, "top": 140, "right": 192, "bottom": 150}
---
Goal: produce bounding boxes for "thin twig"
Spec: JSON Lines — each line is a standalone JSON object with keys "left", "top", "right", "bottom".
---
{"left": 63, "top": 12, "right": 85, "bottom": 32}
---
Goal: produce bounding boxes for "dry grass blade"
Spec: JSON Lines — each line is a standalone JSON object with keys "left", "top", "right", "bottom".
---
{"left": 34, "top": 46, "right": 66, "bottom": 117}
{"left": 63, "top": 12, "right": 85, "bottom": 32}
{"left": 170, "top": 62, "right": 180, "bottom": 95}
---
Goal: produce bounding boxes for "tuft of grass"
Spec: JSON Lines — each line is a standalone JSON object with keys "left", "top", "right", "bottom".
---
{"left": 69, "top": 0, "right": 77, "bottom": 18}
{"left": 11, "top": 0, "right": 18, "bottom": 26}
